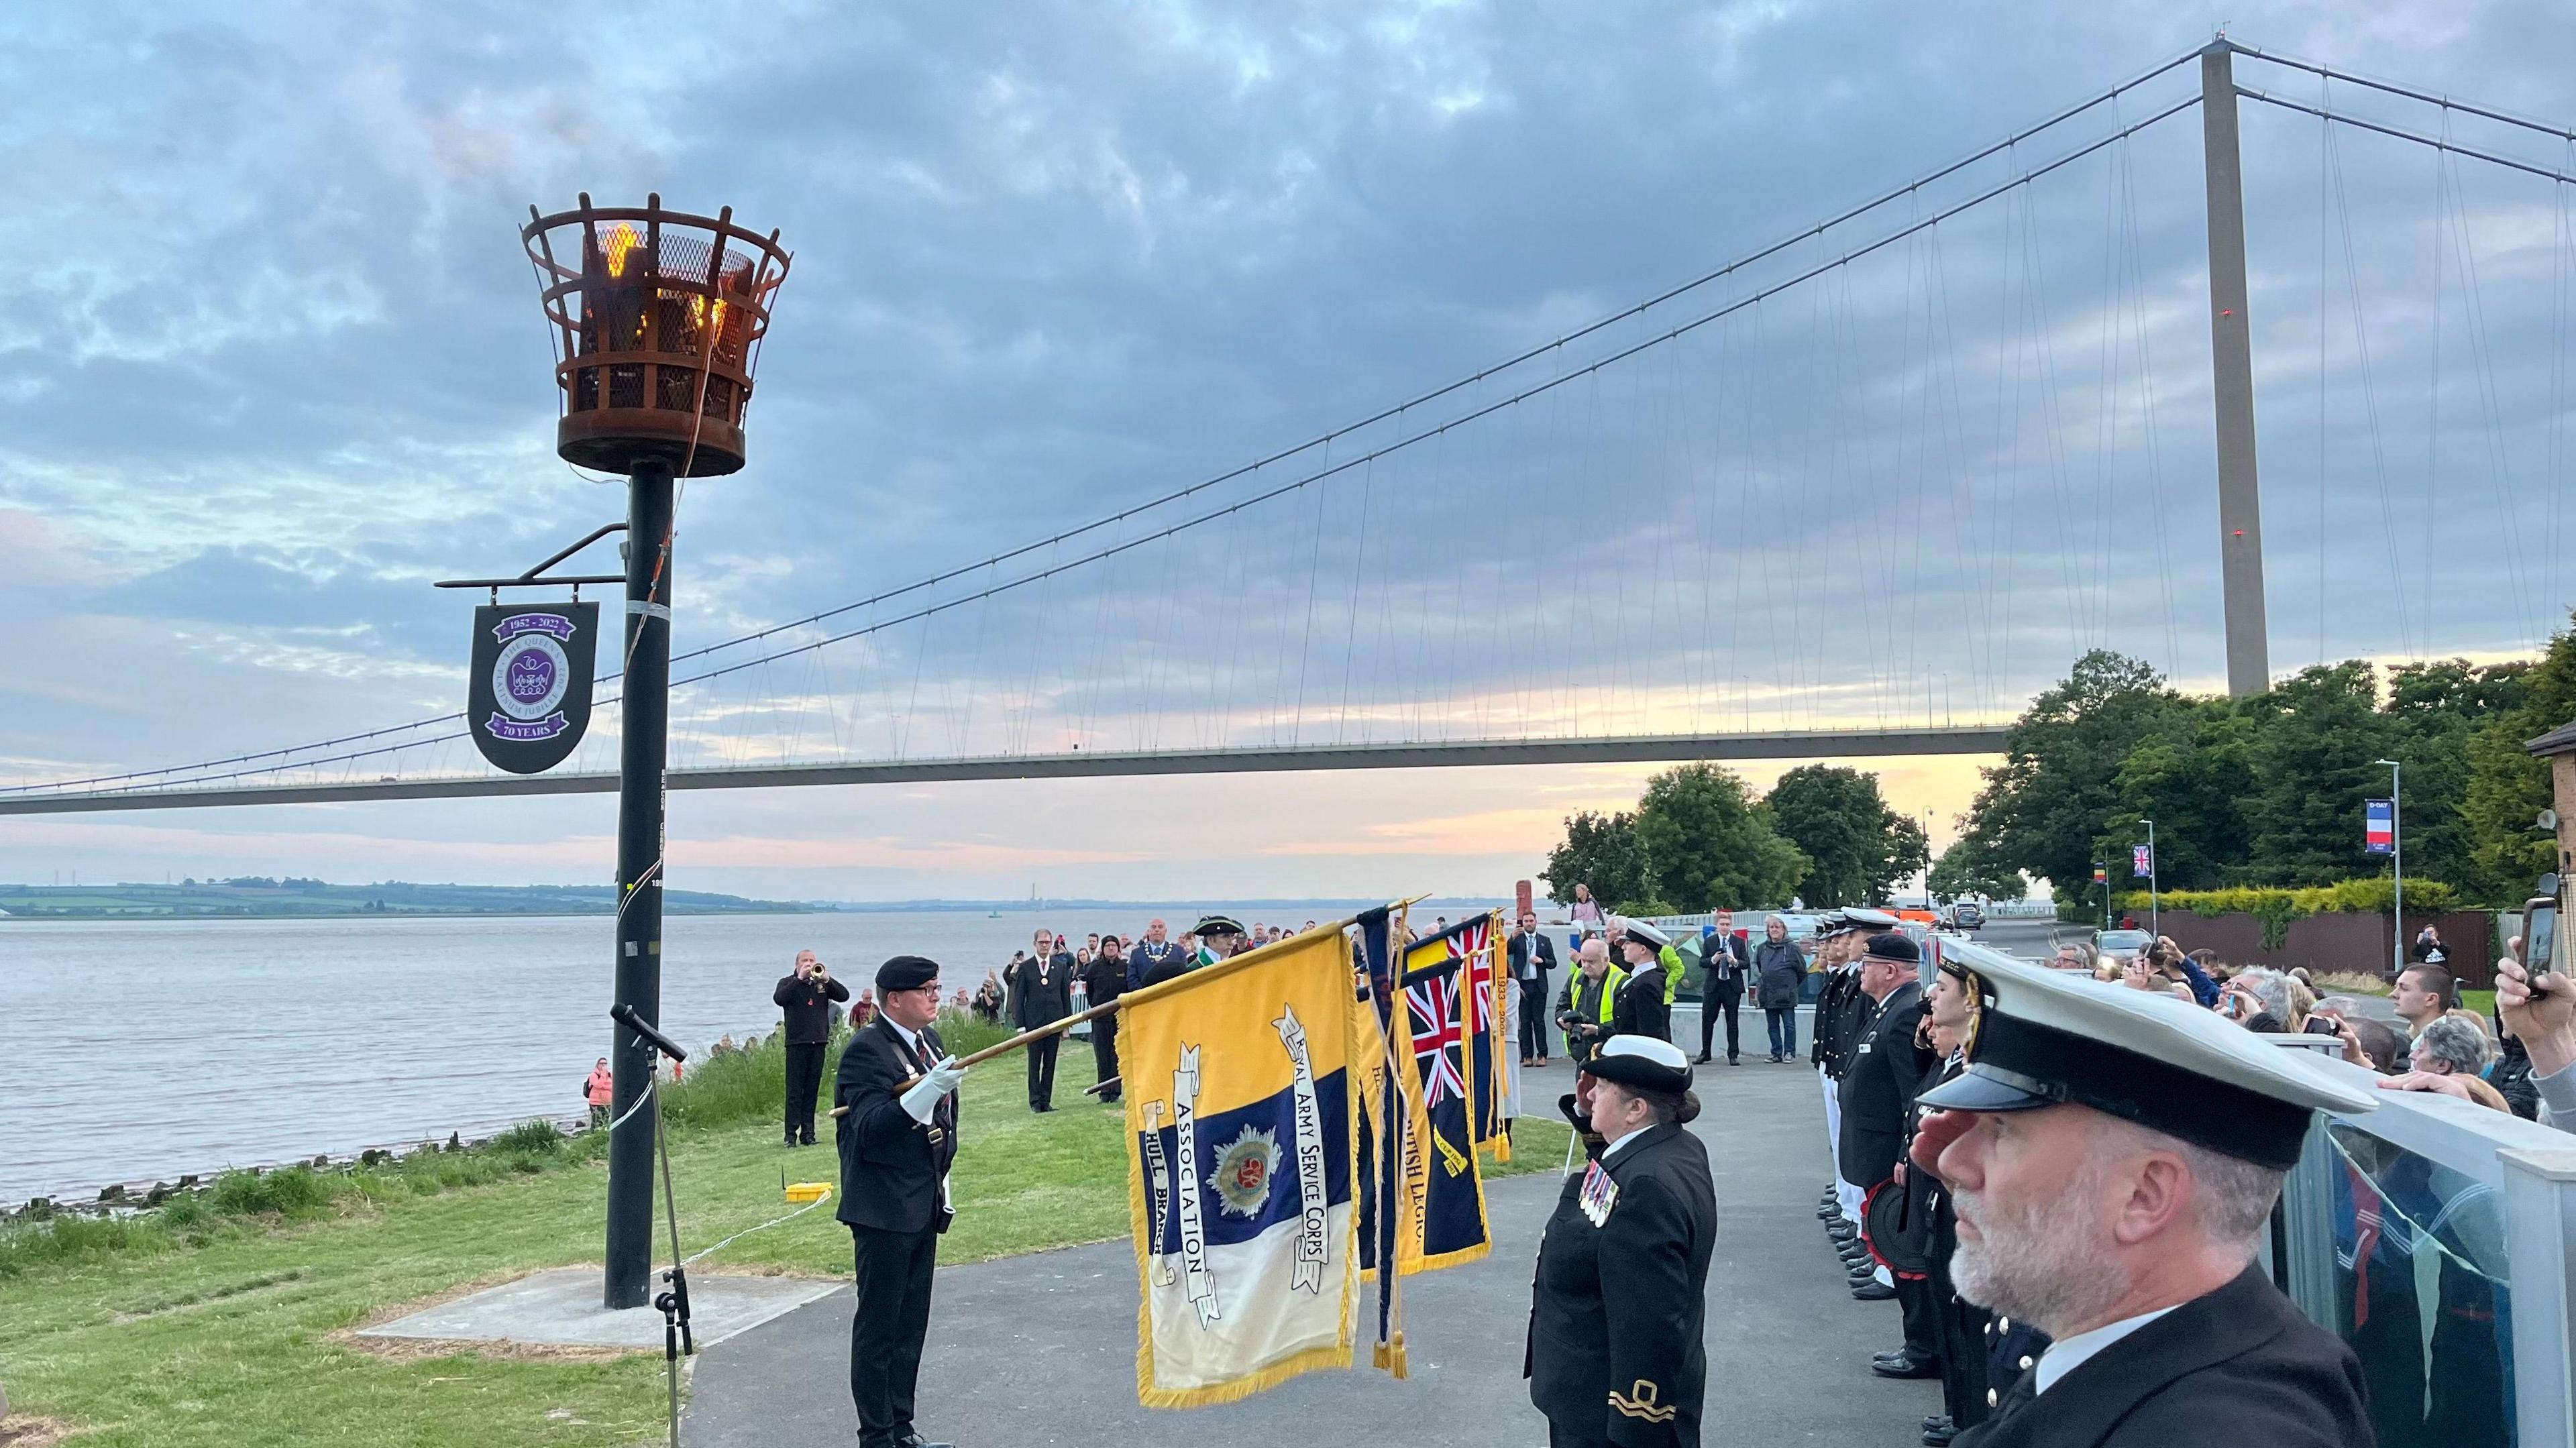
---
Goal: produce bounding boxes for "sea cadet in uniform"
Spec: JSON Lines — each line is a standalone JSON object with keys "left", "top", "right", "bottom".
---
{"left": 1609, "top": 920, "right": 1674, "bottom": 1043}
{"left": 835, "top": 954, "right": 969, "bottom": 1448}
{"left": 1911, "top": 952, "right": 2381, "bottom": 1448}
{"left": 1527, "top": 1036, "right": 1718, "bottom": 1448}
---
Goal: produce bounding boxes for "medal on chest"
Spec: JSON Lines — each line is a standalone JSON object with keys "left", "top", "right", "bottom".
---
{"left": 1578, "top": 1160, "right": 1619, "bottom": 1227}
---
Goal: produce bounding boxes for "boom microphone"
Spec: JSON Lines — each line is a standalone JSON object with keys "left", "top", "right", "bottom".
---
{"left": 611, "top": 1003, "right": 689, "bottom": 1062}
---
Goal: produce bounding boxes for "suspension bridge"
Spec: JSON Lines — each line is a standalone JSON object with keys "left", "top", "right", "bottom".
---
{"left": 5, "top": 37, "right": 2573, "bottom": 818}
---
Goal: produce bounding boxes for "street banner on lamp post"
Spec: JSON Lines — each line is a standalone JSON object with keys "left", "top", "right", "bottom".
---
{"left": 2364, "top": 799, "right": 2396, "bottom": 856}
{"left": 2132, "top": 843, "right": 2153, "bottom": 877}
{"left": 468, "top": 602, "right": 600, "bottom": 773}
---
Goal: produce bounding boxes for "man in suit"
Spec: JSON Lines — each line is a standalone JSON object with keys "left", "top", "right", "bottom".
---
{"left": 1126, "top": 917, "right": 1185, "bottom": 991}
{"left": 1840, "top": 931, "right": 1932, "bottom": 1310}
{"left": 1509, "top": 911, "right": 1560, "bottom": 1067}
{"left": 1694, "top": 912, "right": 1752, "bottom": 1066}
{"left": 1009, "top": 930, "right": 1074, "bottom": 1112}
{"left": 773, "top": 949, "right": 851, "bottom": 1146}
{"left": 835, "top": 955, "right": 969, "bottom": 1448}
{"left": 1526, "top": 1035, "right": 1717, "bottom": 1448}
{"left": 1912, "top": 952, "right": 2380, "bottom": 1448}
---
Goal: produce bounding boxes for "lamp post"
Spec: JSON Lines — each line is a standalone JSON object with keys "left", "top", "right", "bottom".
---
{"left": 521, "top": 196, "right": 791, "bottom": 1310}
{"left": 2375, "top": 759, "right": 2404, "bottom": 981}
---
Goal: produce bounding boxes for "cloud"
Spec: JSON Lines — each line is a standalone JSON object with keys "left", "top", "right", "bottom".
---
{"left": 3, "top": 1, "right": 2571, "bottom": 894}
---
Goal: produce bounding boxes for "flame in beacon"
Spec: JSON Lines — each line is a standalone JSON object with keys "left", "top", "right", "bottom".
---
{"left": 603, "top": 223, "right": 643, "bottom": 278}
{"left": 688, "top": 293, "right": 727, "bottom": 339}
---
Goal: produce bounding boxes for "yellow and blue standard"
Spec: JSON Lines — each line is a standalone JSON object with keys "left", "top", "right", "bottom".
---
{"left": 1120, "top": 924, "right": 1362, "bottom": 1407}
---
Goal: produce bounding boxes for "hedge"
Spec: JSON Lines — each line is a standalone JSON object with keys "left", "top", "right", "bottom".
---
{"left": 2111, "top": 879, "right": 2459, "bottom": 952}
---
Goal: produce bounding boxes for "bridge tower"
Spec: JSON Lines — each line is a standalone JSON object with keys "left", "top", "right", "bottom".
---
{"left": 2198, "top": 38, "right": 2271, "bottom": 697}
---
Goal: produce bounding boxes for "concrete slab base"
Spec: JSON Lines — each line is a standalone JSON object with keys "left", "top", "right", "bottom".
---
{"left": 357, "top": 1268, "right": 837, "bottom": 1351}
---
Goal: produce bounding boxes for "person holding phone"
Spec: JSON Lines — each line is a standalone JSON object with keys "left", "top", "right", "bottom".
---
{"left": 2494, "top": 893, "right": 2576, "bottom": 1133}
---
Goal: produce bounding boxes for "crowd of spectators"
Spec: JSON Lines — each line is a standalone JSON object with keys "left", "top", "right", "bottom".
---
{"left": 2047, "top": 928, "right": 2568, "bottom": 1129}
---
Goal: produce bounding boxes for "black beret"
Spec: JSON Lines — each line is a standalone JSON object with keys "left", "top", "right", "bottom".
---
{"left": 875, "top": 954, "right": 940, "bottom": 992}
{"left": 1864, "top": 932, "right": 1920, "bottom": 964}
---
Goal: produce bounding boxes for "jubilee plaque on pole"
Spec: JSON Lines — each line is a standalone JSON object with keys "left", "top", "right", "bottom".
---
{"left": 466, "top": 602, "right": 600, "bottom": 773}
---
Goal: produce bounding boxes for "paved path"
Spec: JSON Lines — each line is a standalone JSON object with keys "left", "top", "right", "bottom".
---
{"left": 684, "top": 1054, "right": 1938, "bottom": 1445}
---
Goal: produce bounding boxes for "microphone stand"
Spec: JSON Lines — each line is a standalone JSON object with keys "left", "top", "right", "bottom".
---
{"left": 612, "top": 1003, "right": 693, "bottom": 1448}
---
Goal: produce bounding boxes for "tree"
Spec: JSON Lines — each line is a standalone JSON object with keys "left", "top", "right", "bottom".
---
{"left": 2465, "top": 617, "right": 2576, "bottom": 899}
{"left": 2238, "top": 662, "right": 2404, "bottom": 886}
{"left": 1880, "top": 816, "right": 1932, "bottom": 901}
{"left": 1959, "top": 651, "right": 2192, "bottom": 914}
{"left": 1542, "top": 809, "right": 1650, "bottom": 912}
{"left": 1927, "top": 836, "right": 2025, "bottom": 903}
{"left": 1762, "top": 765, "right": 1934, "bottom": 905}
{"left": 1633, "top": 763, "right": 1809, "bottom": 911}
{"left": 2385, "top": 658, "right": 2530, "bottom": 891}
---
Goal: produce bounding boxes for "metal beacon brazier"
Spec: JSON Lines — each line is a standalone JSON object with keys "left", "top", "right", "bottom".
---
{"left": 466, "top": 601, "right": 600, "bottom": 773}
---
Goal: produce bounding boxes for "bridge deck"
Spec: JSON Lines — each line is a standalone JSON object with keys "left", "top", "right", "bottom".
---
{"left": 680, "top": 1046, "right": 1932, "bottom": 1445}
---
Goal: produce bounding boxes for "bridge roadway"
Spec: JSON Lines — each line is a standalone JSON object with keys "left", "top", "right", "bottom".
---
{"left": 0, "top": 724, "right": 2008, "bottom": 815}
{"left": 680, "top": 1036, "right": 1942, "bottom": 1447}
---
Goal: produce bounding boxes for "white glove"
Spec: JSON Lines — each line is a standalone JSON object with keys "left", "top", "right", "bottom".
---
{"left": 900, "top": 1055, "right": 968, "bottom": 1123}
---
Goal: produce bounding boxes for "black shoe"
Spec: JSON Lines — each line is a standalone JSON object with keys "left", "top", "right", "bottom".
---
{"left": 1728, "top": 1057, "right": 1741, "bottom": 1066}
{"left": 1817, "top": 1204, "right": 1839, "bottom": 1219}
{"left": 1694, "top": 1053, "right": 1713, "bottom": 1064}
{"left": 1827, "top": 1221, "right": 1858, "bottom": 1239}
{"left": 1840, "top": 1248, "right": 1871, "bottom": 1266}
{"left": 895, "top": 1435, "right": 955, "bottom": 1448}
{"left": 1924, "top": 1426, "right": 1958, "bottom": 1447}
{"left": 799, "top": 1133, "right": 817, "bottom": 1147}
{"left": 1850, "top": 1280, "right": 1896, "bottom": 1301}
{"left": 1872, "top": 1352, "right": 1939, "bottom": 1380}
{"left": 1924, "top": 1416, "right": 1954, "bottom": 1433}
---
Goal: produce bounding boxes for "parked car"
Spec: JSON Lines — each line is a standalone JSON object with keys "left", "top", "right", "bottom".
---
{"left": 2094, "top": 928, "right": 2154, "bottom": 967}
{"left": 1950, "top": 901, "right": 1984, "bottom": 931}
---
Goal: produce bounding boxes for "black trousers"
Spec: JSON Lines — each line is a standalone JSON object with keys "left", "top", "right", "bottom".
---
{"left": 1932, "top": 1262, "right": 1992, "bottom": 1429}
{"left": 1091, "top": 1012, "right": 1121, "bottom": 1101}
{"left": 1895, "top": 1272, "right": 1941, "bottom": 1361}
{"left": 1699, "top": 984, "right": 1741, "bottom": 1061}
{"left": 784, "top": 1041, "right": 826, "bottom": 1141}
{"left": 1026, "top": 1033, "right": 1060, "bottom": 1110}
{"left": 1518, "top": 980, "right": 1553, "bottom": 1058}
{"left": 851, "top": 1224, "right": 938, "bottom": 1448}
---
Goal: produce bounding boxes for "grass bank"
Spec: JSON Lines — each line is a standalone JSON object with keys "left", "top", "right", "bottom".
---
{"left": 0, "top": 1019, "right": 1567, "bottom": 1447}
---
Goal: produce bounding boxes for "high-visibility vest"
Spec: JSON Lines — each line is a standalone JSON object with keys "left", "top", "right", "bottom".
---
{"left": 1660, "top": 943, "right": 1684, "bottom": 1005}
{"left": 1570, "top": 964, "right": 1627, "bottom": 1027}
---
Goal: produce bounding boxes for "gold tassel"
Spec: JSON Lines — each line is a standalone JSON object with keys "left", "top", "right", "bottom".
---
{"left": 1386, "top": 1330, "right": 1409, "bottom": 1379}
{"left": 1490, "top": 1131, "right": 1513, "bottom": 1164}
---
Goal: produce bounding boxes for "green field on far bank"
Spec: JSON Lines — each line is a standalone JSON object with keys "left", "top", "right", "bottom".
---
{"left": 0, "top": 1025, "right": 1568, "bottom": 1447}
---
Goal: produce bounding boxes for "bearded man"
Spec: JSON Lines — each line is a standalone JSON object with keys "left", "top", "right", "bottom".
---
{"left": 1910, "top": 953, "right": 2379, "bottom": 1448}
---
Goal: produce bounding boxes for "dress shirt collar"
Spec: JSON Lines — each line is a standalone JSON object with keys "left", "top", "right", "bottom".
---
{"left": 2033, "top": 1305, "right": 2178, "bottom": 1395}
{"left": 1600, "top": 1123, "right": 1653, "bottom": 1164}
{"left": 884, "top": 1015, "right": 925, "bottom": 1058}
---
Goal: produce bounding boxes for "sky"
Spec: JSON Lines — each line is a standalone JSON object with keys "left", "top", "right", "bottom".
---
{"left": 3, "top": 0, "right": 2573, "bottom": 902}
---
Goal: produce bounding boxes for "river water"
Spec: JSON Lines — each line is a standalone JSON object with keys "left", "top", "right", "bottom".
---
{"left": 0, "top": 906, "right": 1360, "bottom": 1207}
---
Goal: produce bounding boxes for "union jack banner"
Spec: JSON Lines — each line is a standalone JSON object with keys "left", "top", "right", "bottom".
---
{"left": 1395, "top": 922, "right": 1493, "bottom": 1272}
{"left": 1407, "top": 973, "right": 1468, "bottom": 1106}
